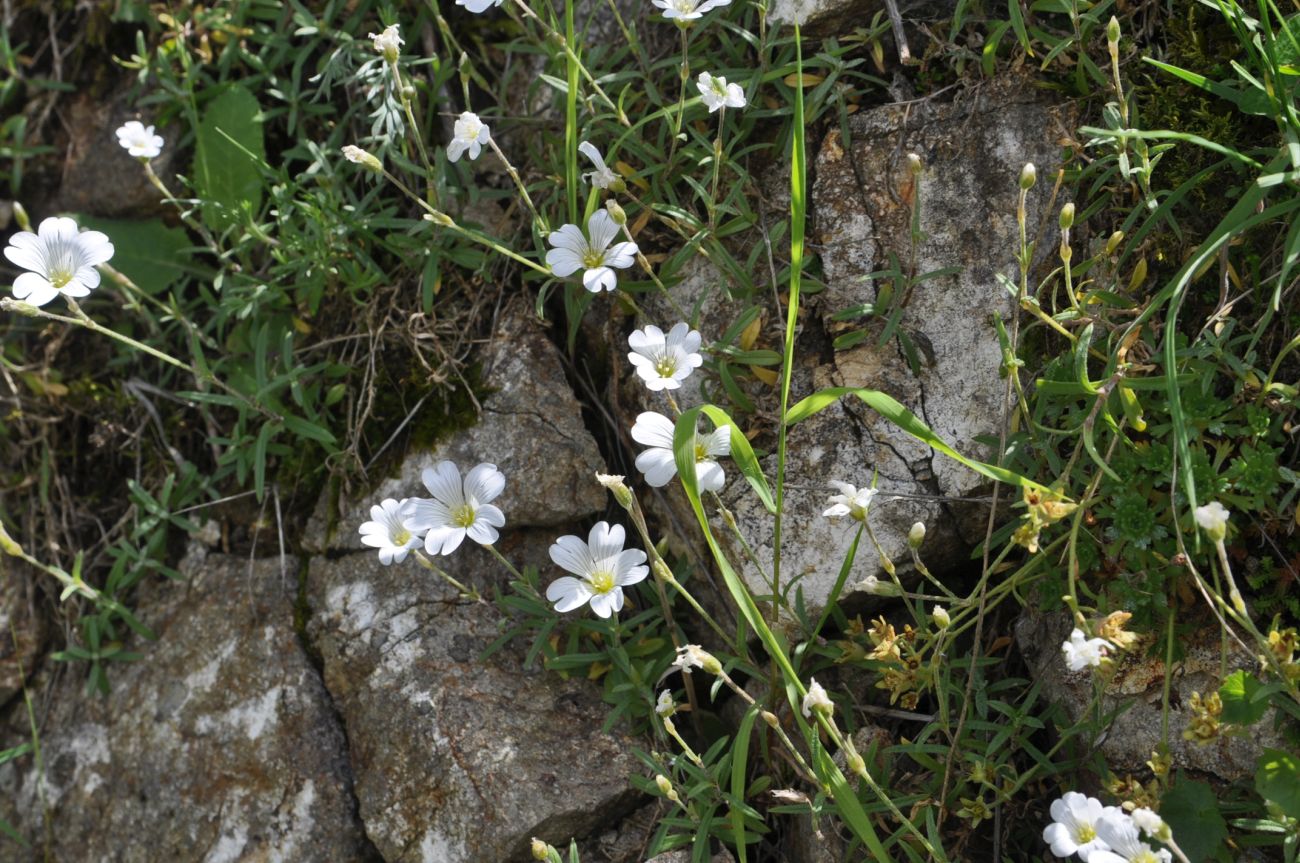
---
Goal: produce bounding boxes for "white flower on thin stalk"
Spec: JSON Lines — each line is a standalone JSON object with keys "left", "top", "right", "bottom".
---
{"left": 655, "top": 690, "right": 675, "bottom": 717}
{"left": 630, "top": 411, "right": 730, "bottom": 492}
{"left": 1062, "top": 628, "right": 1112, "bottom": 671}
{"left": 1089, "top": 810, "right": 1172, "bottom": 863}
{"left": 368, "top": 23, "right": 403, "bottom": 60}
{"left": 358, "top": 498, "right": 425, "bottom": 565}
{"left": 4, "top": 217, "right": 114, "bottom": 308}
{"left": 456, "top": 0, "right": 505, "bottom": 13}
{"left": 545, "top": 521, "right": 649, "bottom": 618}
{"left": 697, "top": 72, "right": 746, "bottom": 113}
{"left": 407, "top": 461, "right": 507, "bottom": 555}
{"left": 801, "top": 678, "right": 833, "bottom": 718}
{"left": 1194, "top": 501, "right": 1229, "bottom": 542}
{"left": 115, "top": 121, "right": 164, "bottom": 159}
{"left": 627, "top": 322, "right": 703, "bottom": 391}
{"left": 823, "top": 481, "right": 877, "bottom": 523}
{"left": 651, "top": 0, "right": 731, "bottom": 21}
{"left": 447, "top": 112, "right": 491, "bottom": 162}
{"left": 578, "top": 141, "right": 619, "bottom": 190}
{"left": 545, "top": 210, "right": 638, "bottom": 293}
{"left": 1042, "top": 792, "right": 1114, "bottom": 859}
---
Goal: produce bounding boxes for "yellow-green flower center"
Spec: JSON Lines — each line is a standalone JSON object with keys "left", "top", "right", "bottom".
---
{"left": 694, "top": 441, "right": 708, "bottom": 461}
{"left": 582, "top": 249, "right": 606, "bottom": 269}
{"left": 391, "top": 527, "right": 413, "bottom": 546}
{"left": 654, "top": 356, "right": 677, "bottom": 378}
{"left": 452, "top": 503, "right": 477, "bottom": 528}
{"left": 49, "top": 267, "right": 74, "bottom": 289}
{"left": 1076, "top": 824, "right": 1096, "bottom": 844}
{"left": 589, "top": 569, "right": 616, "bottom": 594}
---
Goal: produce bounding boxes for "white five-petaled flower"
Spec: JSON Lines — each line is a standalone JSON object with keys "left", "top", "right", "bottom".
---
{"left": 1194, "top": 501, "right": 1230, "bottom": 542}
{"left": 456, "top": 0, "right": 504, "bottom": 13}
{"left": 1089, "top": 810, "right": 1172, "bottom": 863}
{"left": 1062, "top": 628, "right": 1112, "bottom": 671}
{"left": 630, "top": 411, "right": 731, "bottom": 492}
{"left": 655, "top": 690, "right": 675, "bottom": 717}
{"left": 358, "top": 498, "right": 424, "bottom": 565}
{"left": 545, "top": 521, "right": 649, "bottom": 618}
{"left": 407, "top": 461, "right": 507, "bottom": 555}
{"left": 697, "top": 72, "right": 746, "bottom": 113}
{"left": 801, "top": 678, "right": 833, "bottom": 718}
{"left": 1042, "top": 792, "right": 1114, "bottom": 859}
{"left": 628, "top": 323, "right": 704, "bottom": 391}
{"left": 115, "top": 121, "right": 164, "bottom": 159}
{"left": 673, "top": 644, "right": 721, "bottom": 674}
{"left": 545, "top": 210, "right": 638, "bottom": 293}
{"left": 823, "top": 481, "right": 877, "bottom": 523}
{"left": 448, "top": 112, "right": 491, "bottom": 163}
{"left": 578, "top": 142, "right": 620, "bottom": 190}
{"left": 368, "top": 23, "right": 403, "bottom": 59}
{"left": 4, "top": 217, "right": 114, "bottom": 308}
{"left": 651, "top": 0, "right": 731, "bottom": 21}
{"left": 1130, "top": 808, "right": 1167, "bottom": 841}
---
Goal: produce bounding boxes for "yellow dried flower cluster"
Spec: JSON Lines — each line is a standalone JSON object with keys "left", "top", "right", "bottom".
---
{"left": 1182, "top": 691, "right": 1223, "bottom": 745}
{"left": 1012, "top": 486, "right": 1078, "bottom": 553}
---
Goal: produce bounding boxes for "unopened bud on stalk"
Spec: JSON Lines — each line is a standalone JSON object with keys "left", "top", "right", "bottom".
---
{"left": 424, "top": 211, "right": 455, "bottom": 228}
{"left": 906, "top": 153, "right": 923, "bottom": 176}
{"left": 907, "top": 522, "right": 926, "bottom": 550}
{"left": 0, "top": 298, "right": 40, "bottom": 317}
{"left": 845, "top": 743, "right": 867, "bottom": 778}
{"left": 1107, "top": 16, "right": 1121, "bottom": 49}
{"left": 655, "top": 774, "right": 680, "bottom": 803}
{"left": 530, "top": 838, "right": 551, "bottom": 861}
{"left": 1019, "top": 163, "right": 1037, "bottom": 191}
{"left": 13, "top": 201, "right": 30, "bottom": 231}
{"left": 596, "top": 473, "right": 632, "bottom": 509}
{"left": 932, "top": 605, "right": 951, "bottom": 629}
{"left": 604, "top": 199, "right": 627, "bottom": 226}
{"left": 762, "top": 711, "right": 779, "bottom": 729}
{"left": 401, "top": 84, "right": 417, "bottom": 100}
{"left": 858, "top": 575, "right": 901, "bottom": 597}
{"left": 342, "top": 145, "right": 383, "bottom": 173}
{"left": 1059, "top": 202, "right": 1075, "bottom": 231}
{"left": 0, "top": 521, "right": 24, "bottom": 557}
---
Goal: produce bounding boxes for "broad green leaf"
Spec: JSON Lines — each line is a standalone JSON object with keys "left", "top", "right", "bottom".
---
{"left": 785, "top": 386, "right": 1047, "bottom": 492}
{"left": 79, "top": 217, "right": 194, "bottom": 294}
{"left": 1161, "top": 778, "right": 1229, "bottom": 859}
{"left": 1219, "top": 670, "right": 1277, "bottom": 726}
{"left": 195, "top": 85, "right": 266, "bottom": 230}
{"left": 1256, "top": 748, "right": 1300, "bottom": 820}
{"left": 698, "top": 405, "right": 774, "bottom": 513}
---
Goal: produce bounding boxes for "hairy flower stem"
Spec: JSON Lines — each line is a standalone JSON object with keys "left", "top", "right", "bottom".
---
{"left": 1, "top": 298, "right": 280, "bottom": 422}
{"left": 142, "top": 162, "right": 223, "bottom": 258}
{"left": 714, "top": 670, "right": 819, "bottom": 786}
{"left": 618, "top": 224, "right": 690, "bottom": 320}
{"left": 509, "top": 0, "right": 630, "bottom": 126}
{"left": 414, "top": 550, "right": 483, "bottom": 602}
{"left": 487, "top": 138, "right": 548, "bottom": 235}
{"left": 667, "top": 26, "right": 692, "bottom": 166}
{"left": 389, "top": 58, "right": 440, "bottom": 207}
{"left": 706, "top": 110, "right": 726, "bottom": 233}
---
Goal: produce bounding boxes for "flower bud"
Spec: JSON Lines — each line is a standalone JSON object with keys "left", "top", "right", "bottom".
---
{"left": 1019, "top": 163, "right": 1037, "bottom": 190}
{"left": 931, "top": 605, "right": 951, "bottom": 629}
{"left": 596, "top": 472, "right": 633, "bottom": 509}
{"left": 342, "top": 145, "right": 383, "bottom": 173}
{"left": 1106, "top": 16, "right": 1121, "bottom": 48}
{"left": 907, "top": 522, "right": 926, "bottom": 549}
{"left": 858, "top": 575, "right": 901, "bottom": 597}
{"left": 1059, "top": 202, "right": 1075, "bottom": 231}
{"left": 401, "top": 84, "right": 417, "bottom": 100}
{"left": 1106, "top": 230, "right": 1125, "bottom": 256}
{"left": 761, "top": 710, "right": 779, "bottom": 729}
{"left": 655, "top": 774, "right": 680, "bottom": 803}
{"left": 13, "top": 201, "right": 30, "bottom": 231}
{"left": 0, "top": 521, "right": 24, "bottom": 557}
{"left": 0, "top": 298, "right": 41, "bottom": 318}
{"left": 604, "top": 199, "right": 627, "bottom": 226}
{"left": 370, "top": 23, "right": 403, "bottom": 63}
{"left": 423, "top": 210, "right": 455, "bottom": 228}
{"left": 906, "top": 153, "right": 923, "bottom": 176}
{"left": 530, "top": 838, "right": 551, "bottom": 861}
{"left": 844, "top": 742, "right": 867, "bottom": 778}
{"left": 801, "top": 678, "right": 834, "bottom": 719}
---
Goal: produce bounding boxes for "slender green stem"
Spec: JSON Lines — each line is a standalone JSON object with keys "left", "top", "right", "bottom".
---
{"left": 414, "top": 549, "right": 484, "bottom": 602}
{"left": 391, "top": 59, "right": 439, "bottom": 207}
{"left": 509, "top": 0, "right": 630, "bottom": 126}
{"left": 487, "top": 138, "right": 548, "bottom": 234}
{"left": 143, "top": 161, "right": 223, "bottom": 257}
{"left": 707, "top": 108, "right": 726, "bottom": 233}
{"left": 667, "top": 26, "right": 692, "bottom": 165}
{"left": 483, "top": 543, "right": 525, "bottom": 583}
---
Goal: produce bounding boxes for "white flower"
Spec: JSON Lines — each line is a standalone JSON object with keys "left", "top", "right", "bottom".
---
{"left": 1089, "top": 810, "right": 1172, "bottom": 863}
{"left": 115, "top": 121, "right": 164, "bottom": 159}
{"left": 368, "top": 23, "right": 403, "bottom": 59}
{"left": 407, "top": 461, "right": 507, "bottom": 555}
{"left": 696, "top": 72, "right": 746, "bottom": 113}
{"left": 358, "top": 498, "right": 424, "bottom": 565}
{"left": 801, "top": 678, "right": 833, "bottom": 718}
{"left": 545, "top": 210, "right": 639, "bottom": 293}
{"left": 651, "top": 0, "right": 731, "bottom": 21}
{"left": 1194, "top": 501, "right": 1229, "bottom": 542}
{"left": 1042, "top": 792, "right": 1113, "bottom": 859}
{"left": 630, "top": 411, "right": 730, "bottom": 492}
{"left": 823, "top": 481, "right": 876, "bottom": 522}
{"left": 673, "top": 644, "right": 719, "bottom": 673}
{"left": 456, "top": 0, "right": 504, "bottom": 13}
{"left": 4, "top": 217, "right": 114, "bottom": 308}
{"left": 655, "top": 690, "right": 675, "bottom": 717}
{"left": 578, "top": 141, "right": 619, "bottom": 190}
{"left": 447, "top": 112, "right": 491, "bottom": 163}
{"left": 1062, "top": 628, "right": 1111, "bottom": 671}
{"left": 628, "top": 323, "right": 704, "bottom": 391}
{"left": 1130, "top": 808, "right": 1167, "bottom": 840}
{"left": 545, "top": 521, "right": 649, "bottom": 618}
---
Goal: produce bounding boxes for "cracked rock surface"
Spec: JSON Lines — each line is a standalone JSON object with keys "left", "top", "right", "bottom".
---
{"left": 308, "top": 304, "right": 607, "bottom": 554}
{"left": 306, "top": 533, "right": 643, "bottom": 863}
{"left": 0, "top": 554, "right": 374, "bottom": 863}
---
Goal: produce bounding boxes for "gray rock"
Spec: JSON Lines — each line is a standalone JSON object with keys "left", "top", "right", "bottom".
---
{"left": 306, "top": 532, "right": 644, "bottom": 863}
{"left": 1015, "top": 610, "right": 1291, "bottom": 781}
{"left": 306, "top": 304, "right": 608, "bottom": 554}
{"left": 624, "top": 77, "right": 1073, "bottom": 616}
{"left": 0, "top": 558, "right": 43, "bottom": 710}
{"left": 0, "top": 555, "right": 373, "bottom": 862}
{"left": 646, "top": 848, "right": 735, "bottom": 863}
{"left": 769, "top": 0, "right": 955, "bottom": 38}
{"left": 57, "top": 92, "right": 177, "bottom": 219}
